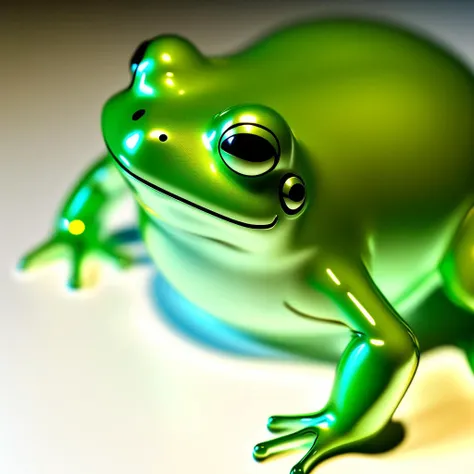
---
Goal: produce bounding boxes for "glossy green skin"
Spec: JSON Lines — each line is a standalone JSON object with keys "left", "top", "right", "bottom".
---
{"left": 19, "top": 18, "right": 474, "bottom": 473}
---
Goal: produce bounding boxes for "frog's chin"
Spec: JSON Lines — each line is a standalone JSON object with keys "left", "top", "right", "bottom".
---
{"left": 110, "top": 150, "right": 278, "bottom": 230}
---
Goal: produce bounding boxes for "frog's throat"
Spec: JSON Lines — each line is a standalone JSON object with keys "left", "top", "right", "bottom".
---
{"left": 109, "top": 149, "right": 278, "bottom": 230}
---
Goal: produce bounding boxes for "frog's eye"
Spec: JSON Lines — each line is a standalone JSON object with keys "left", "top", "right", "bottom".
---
{"left": 218, "top": 124, "right": 280, "bottom": 177}
{"left": 130, "top": 40, "right": 151, "bottom": 73}
{"left": 279, "top": 174, "right": 306, "bottom": 215}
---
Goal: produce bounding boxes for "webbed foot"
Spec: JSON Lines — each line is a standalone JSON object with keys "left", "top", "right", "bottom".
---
{"left": 254, "top": 411, "right": 404, "bottom": 473}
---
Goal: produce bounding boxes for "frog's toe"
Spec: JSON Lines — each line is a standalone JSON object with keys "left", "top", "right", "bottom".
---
{"left": 66, "top": 250, "right": 87, "bottom": 290}
{"left": 267, "top": 415, "right": 303, "bottom": 433}
{"left": 287, "top": 431, "right": 345, "bottom": 474}
{"left": 67, "top": 270, "right": 83, "bottom": 290}
{"left": 253, "top": 427, "right": 317, "bottom": 462}
{"left": 290, "top": 460, "right": 310, "bottom": 474}
{"left": 267, "top": 412, "right": 326, "bottom": 434}
{"left": 18, "top": 239, "right": 59, "bottom": 271}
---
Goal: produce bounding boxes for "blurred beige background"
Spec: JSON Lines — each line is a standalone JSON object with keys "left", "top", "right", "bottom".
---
{"left": 1, "top": 1, "right": 474, "bottom": 473}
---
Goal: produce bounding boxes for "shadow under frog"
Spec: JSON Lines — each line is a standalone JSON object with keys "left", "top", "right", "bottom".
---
{"left": 114, "top": 225, "right": 474, "bottom": 458}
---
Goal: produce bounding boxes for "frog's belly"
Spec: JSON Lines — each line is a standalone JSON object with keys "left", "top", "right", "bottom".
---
{"left": 142, "top": 220, "right": 348, "bottom": 341}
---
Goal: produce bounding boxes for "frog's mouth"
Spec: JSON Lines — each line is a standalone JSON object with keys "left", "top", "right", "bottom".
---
{"left": 109, "top": 150, "right": 278, "bottom": 230}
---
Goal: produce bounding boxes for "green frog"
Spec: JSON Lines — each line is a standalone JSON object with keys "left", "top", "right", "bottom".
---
{"left": 19, "top": 18, "right": 474, "bottom": 474}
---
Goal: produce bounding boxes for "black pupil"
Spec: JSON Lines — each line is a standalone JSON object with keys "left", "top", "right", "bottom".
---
{"left": 159, "top": 134, "right": 168, "bottom": 142}
{"left": 221, "top": 134, "right": 276, "bottom": 162}
{"left": 130, "top": 40, "right": 150, "bottom": 69}
{"left": 288, "top": 183, "right": 305, "bottom": 202}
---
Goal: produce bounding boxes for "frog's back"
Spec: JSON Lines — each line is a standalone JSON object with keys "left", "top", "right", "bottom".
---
{"left": 218, "top": 19, "right": 474, "bottom": 195}
{"left": 215, "top": 19, "right": 474, "bottom": 302}
{"left": 223, "top": 18, "right": 474, "bottom": 175}
{"left": 221, "top": 18, "right": 474, "bottom": 225}
{"left": 225, "top": 17, "right": 474, "bottom": 105}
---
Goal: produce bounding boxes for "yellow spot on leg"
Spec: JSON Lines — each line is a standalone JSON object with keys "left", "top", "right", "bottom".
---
{"left": 68, "top": 219, "right": 85, "bottom": 235}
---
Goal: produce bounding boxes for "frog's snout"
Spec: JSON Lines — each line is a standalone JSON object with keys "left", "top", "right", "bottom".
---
{"left": 130, "top": 107, "right": 169, "bottom": 143}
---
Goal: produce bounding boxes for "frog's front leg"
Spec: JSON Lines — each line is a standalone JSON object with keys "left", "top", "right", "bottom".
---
{"left": 18, "top": 154, "right": 132, "bottom": 289}
{"left": 254, "top": 254, "right": 419, "bottom": 473}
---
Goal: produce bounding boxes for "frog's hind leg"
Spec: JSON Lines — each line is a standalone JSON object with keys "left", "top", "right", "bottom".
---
{"left": 439, "top": 207, "right": 474, "bottom": 373}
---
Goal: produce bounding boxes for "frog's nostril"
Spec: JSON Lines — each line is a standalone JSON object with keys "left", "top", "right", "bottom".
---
{"left": 132, "top": 109, "right": 146, "bottom": 121}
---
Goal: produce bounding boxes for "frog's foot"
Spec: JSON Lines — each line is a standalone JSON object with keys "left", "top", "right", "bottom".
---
{"left": 18, "top": 236, "right": 133, "bottom": 290}
{"left": 265, "top": 412, "right": 405, "bottom": 451}
{"left": 254, "top": 411, "right": 386, "bottom": 473}
{"left": 66, "top": 242, "right": 133, "bottom": 289}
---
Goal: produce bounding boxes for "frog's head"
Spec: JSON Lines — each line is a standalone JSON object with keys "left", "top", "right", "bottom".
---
{"left": 102, "top": 36, "right": 309, "bottom": 249}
